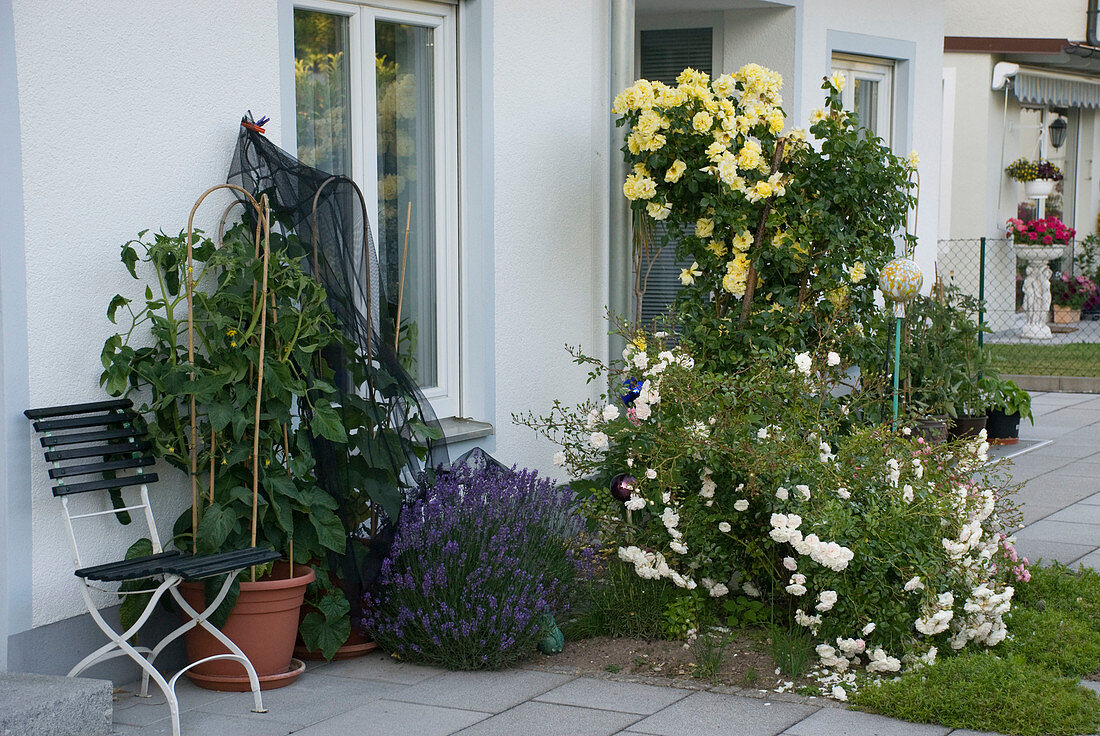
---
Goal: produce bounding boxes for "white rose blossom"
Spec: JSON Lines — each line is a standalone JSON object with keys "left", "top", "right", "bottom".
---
{"left": 733, "top": 499, "right": 749, "bottom": 512}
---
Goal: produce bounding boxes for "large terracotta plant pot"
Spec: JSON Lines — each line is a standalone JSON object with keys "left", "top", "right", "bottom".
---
{"left": 1052, "top": 305, "right": 1080, "bottom": 324}
{"left": 180, "top": 561, "right": 315, "bottom": 691}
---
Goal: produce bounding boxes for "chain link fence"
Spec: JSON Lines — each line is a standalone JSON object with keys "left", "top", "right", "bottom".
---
{"left": 936, "top": 237, "right": 1100, "bottom": 378}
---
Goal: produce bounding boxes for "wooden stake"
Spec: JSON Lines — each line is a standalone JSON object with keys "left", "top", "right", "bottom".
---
{"left": 250, "top": 196, "right": 272, "bottom": 582}
{"left": 394, "top": 200, "right": 413, "bottom": 355}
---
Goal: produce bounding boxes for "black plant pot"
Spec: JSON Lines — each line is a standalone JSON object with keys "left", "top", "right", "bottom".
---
{"left": 949, "top": 414, "right": 988, "bottom": 441}
{"left": 986, "top": 410, "right": 1021, "bottom": 445}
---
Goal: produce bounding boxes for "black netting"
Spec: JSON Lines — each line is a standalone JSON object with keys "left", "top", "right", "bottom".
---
{"left": 226, "top": 116, "right": 449, "bottom": 613}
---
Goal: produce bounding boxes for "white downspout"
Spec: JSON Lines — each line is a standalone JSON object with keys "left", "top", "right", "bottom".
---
{"left": 609, "top": 0, "right": 634, "bottom": 360}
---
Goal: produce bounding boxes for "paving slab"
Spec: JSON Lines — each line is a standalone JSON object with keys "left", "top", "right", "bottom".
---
{"left": 0, "top": 672, "right": 112, "bottom": 736}
{"left": 1079, "top": 492, "right": 1100, "bottom": 506}
{"left": 292, "top": 698, "right": 487, "bottom": 736}
{"left": 1011, "top": 537, "right": 1095, "bottom": 566}
{"left": 120, "top": 708, "right": 296, "bottom": 736}
{"left": 455, "top": 701, "right": 641, "bottom": 735}
{"left": 946, "top": 730, "right": 1007, "bottom": 736}
{"left": 625, "top": 691, "right": 816, "bottom": 736}
{"left": 112, "top": 680, "right": 235, "bottom": 727}
{"left": 1015, "top": 518, "right": 1100, "bottom": 547}
{"left": 534, "top": 677, "right": 691, "bottom": 715}
{"left": 199, "top": 672, "right": 405, "bottom": 725}
{"left": 390, "top": 669, "right": 575, "bottom": 713}
{"left": 317, "top": 651, "right": 447, "bottom": 685}
{"left": 1078, "top": 549, "right": 1100, "bottom": 570}
{"left": 781, "top": 707, "right": 951, "bottom": 736}
{"left": 1047, "top": 503, "right": 1100, "bottom": 525}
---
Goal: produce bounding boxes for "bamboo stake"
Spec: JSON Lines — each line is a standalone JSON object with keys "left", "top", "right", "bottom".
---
{"left": 209, "top": 429, "right": 215, "bottom": 504}
{"left": 393, "top": 200, "right": 413, "bottom": 355}
{"left": 283, "top": 423, "right": 292, "bottom": 580}
{"left": 250, "top": 196, "right": 272, "bottom": 582}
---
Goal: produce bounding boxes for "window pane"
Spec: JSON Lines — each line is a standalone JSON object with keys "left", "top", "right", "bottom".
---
{"left": 294, "top": 9, "right": 352, "bottom": 176}
{"left": 376, "top": 20, "right": 437, "bottom": 387}
{"left": 853, "top": 77, "right": 879, "bottom": 138}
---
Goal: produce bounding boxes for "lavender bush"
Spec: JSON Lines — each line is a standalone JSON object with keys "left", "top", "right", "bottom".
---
{"left": 360, "top": 463, "right": 595, "bottom": 669}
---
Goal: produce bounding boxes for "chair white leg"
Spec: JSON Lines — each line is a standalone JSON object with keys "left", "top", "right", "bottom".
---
{"left": 168, "top": 571, "right": 267, "bottom": 713}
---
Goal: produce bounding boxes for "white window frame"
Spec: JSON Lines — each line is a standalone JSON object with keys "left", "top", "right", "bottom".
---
{"left": 832, "top": 53, "right": 895, "bottom": 147}
{"left": 294, "top": 0, "right": 461, "bottom": 419}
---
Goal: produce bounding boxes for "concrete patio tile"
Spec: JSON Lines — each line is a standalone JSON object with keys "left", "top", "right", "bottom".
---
{"left": 198, "top": 671, "right": 404, "bottom": 725}
{"left": 455, "top": 701, "right": 641, "bottom": 736}
{"left": 1012, "top": 537, "right": 1095, "bottom": 566}
{"left": 292, "top": 699, "right": 487, "bottom": 736}
{"left": 1079, "top": 492, "right": 1100, "bottom": 506}
{"left": 1017, "top": 502, "right": 1062, "bottom": 526}
{"left": 111, "top": 680, "right": 235, "bottom": 726}
{"left": 780, "top": 707, "right": 951, "bottom": 735}
{"left": 320, "top": 651, "right": 447, "bottom": 684}
{"left": 946, "top": 730, "right": 1006, "bottom": 736}
{"left": 1079, "top": 680, "right": 1100, "bottom": 695}
{"left": 624, "top": 691, "right": 816, "bottom": 736}
{"left": 1079, "top": 550, "right": 1100, "bottom": 571}
{"left": 534, "top": 677, "right": 691, "bottom": 715}
{"left": 121, "top": 709, "right": 297, "bottom": 736}
{"left": 1047, "top": 504, "right": 1100, "bottom": 525}
{"left": 391, "top": 669, "right": 575, "bottom": 713}
{"left": 1015, "top": 518, "right": 1100, "bottom": 547}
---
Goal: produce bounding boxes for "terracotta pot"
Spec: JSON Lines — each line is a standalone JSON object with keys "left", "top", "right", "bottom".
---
{"left": 1052, "top": 305, "right": 1080, "bottom": 324}
{"left": 949, "top": 414, "right": 988, "bottom": 441}
{"left": 180, "top": 561, "right": 315, "bottom": 691}
{"left": 987, "top": 409, "right": 1021, "bottom": 444}
{"left": 912, "top": 416, "right": 949, "bottom": 445}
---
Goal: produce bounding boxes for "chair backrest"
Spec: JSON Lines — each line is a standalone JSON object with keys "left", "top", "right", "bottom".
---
{"left": 25, "top": 399, "right": 164, "bottom": 567}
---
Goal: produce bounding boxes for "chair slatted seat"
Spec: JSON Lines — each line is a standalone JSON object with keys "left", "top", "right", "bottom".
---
{"left": 25, "top": 397, "right": 273, "bottom": 735}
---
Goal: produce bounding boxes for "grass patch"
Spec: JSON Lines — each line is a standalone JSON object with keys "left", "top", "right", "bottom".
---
{"left": 987, "top": 342, "right": 1100, "bottom": 377}
{"left": 564, "top": 557, "right": 675, "bottom": 640}
{"left": 1002, "top": 606, "right": 1100, "bottom": 677}
{"left": 852, "top": 652, "right": 1100, "bottom": 736}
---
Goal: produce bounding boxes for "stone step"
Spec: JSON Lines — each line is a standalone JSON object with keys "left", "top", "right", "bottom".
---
{"left": 0, "top": 672, "right": 112, "bottom": 736}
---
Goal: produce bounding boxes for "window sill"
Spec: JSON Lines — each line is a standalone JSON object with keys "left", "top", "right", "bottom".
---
{"left": 437, "top": 416, "right": 494, "bottom": 445}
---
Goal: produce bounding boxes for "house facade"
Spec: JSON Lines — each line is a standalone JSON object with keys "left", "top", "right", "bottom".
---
{"left": 941, "top": 0, "right": 1100, "bottom": 328}
{"left": 0, "top": 0, "right": 943, "bottom": 679}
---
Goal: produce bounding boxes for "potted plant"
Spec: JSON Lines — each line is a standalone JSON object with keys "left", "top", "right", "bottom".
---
{"left": 1006, "top": 215, "right": 1075, "bottom": 248}
{"left": 101, "top": 208, "right": 353, "bottom": 689}
{"left": 1005, "top": 158, "right": 1063, "bottom": 198}
{"left": 979, "top": 376, "right": 1032, "bottom": 445}
{"left": 1050, "top": 272, "right": 1098, "bottom": 324}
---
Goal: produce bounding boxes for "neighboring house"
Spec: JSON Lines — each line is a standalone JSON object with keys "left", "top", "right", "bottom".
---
{"left": 0, "top": 0, "right": 943, "bottom": 680}
{"left": 941, "top": 0, "right": 1100, "bottom": 327}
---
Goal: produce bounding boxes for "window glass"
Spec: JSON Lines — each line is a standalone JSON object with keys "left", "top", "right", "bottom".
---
{"left": 376, "top": 20, "right": 437, "bottom": 386}
{"left": 294, "top": 9, "right": 352, "bottom": 176}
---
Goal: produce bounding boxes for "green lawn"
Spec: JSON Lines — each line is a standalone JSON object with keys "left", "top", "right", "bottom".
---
{"left": 987, "top": 342, "right": 1100, "bottom": 377}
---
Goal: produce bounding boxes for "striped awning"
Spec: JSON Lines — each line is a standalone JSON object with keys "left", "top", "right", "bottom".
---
{"left": 1014, "top": 68, "right": 1100, "bottom": 109}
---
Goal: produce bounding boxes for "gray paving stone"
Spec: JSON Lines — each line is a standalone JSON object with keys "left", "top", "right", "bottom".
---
{"left": 1048, "top": 503, "right": 1100, "bottom": 525}
{"left": 947, "top": 730, "right": 1008, "bottom": 736}
{"left": 1080, "top": 679, "right": 1100, "bottom": 695}
{"left": 534, "top": 677, "right": 691, "bottom": 715}
{"left": 0, "top": 672, "right": 112, "bottom": 736}
{"left": 456, "top": 701, "right": 641, "bottom": 735}
{"left": 781, "top": 707, "right": 951, "bottom": 735}
{"left": 112, "top": 680, "right": 235, "bottom": 727}
{"left": 292, "top": 699, "right": 487, "bottom": 735}
{"left": 1079, "top": 492, "right": 1100, "bottom": 506}
{"left": 625, "top": 691, "right": 816, "bottom": 736}
{"left": 391, "top": 669, "right": 575, "bottom": 713}
{"left": 1072, "top": 549, "right": 1100, "bottom": 570}
{"left": 1016, "top": 518, "right": 1100, "bottom": 547}
{"left": 1018, "top": 502, "right": 1062, "bottom": 526}
{"left": 199, "top": 671, "right": 404, "bottom": 725}
{"left": 319, "top": 651, "right": 447, "bottom": 684}
{"left": 124, "top": 709, "right": 296, "bottom": 736}
{"left": 1012, "top": 537, "right": 1095, "bottom": 566}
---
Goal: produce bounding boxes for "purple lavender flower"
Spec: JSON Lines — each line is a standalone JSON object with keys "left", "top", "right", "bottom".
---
{"left": 360, "top": 462, "right": 595, "bottom": 670}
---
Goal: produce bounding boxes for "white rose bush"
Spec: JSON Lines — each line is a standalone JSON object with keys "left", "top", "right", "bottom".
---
{"left": 517, "top": 333, "right": 1026, "bottom": 686}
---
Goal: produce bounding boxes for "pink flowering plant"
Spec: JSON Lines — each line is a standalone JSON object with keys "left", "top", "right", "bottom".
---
{"left": 1007, "top": 216, "right": 1075, "bottom": 246}
{"left": 519, "top": 330, "right": 1025, "bottom": 691}
{"left": 1051, "top": 273, "right": 1099, "bottom": 310}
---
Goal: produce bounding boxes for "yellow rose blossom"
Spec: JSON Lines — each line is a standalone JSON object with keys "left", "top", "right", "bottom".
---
{"left": 722, "top": 253, "right": 752, "bottom": 297}
{"left": 737, "top": 142, "right": 763, "bottom": 170}
{"left": 732, "top": 230, "right": 754, "bottom": 252}
{"left": 633, "top": 162, "right": 650, "bottom": 176}
{"left": 829, "top": 71, "right": 846, "bottom": 92}
{"left": 848, "top": 261, "right": 867, "bottom": 283}
{"left": 676, "top": 67, "right": 709, "bottom": 87}
{"left": 828, "top": 286, "right": 850, "bottom": 309}
{"left": 665, "top": 159, "right": 687, "bottom": 182}
{"left": 646, "top": 201, "right": 671, "bottom": 220}
{"left": 745, "top": 180, "right": 774, "bottom": 203}
{"left": 766, "top": 109, "right": 785, "bottom": 134}
{"left": 810, "top": 108, "right": 827, "bottom": 124}
{"left": 623, "top": 173, "right": 657, "bottom": 201}
{"left": 907, "top": 150, "right": 920, "bottom": 169}
{"left": 705, "top": 141, "right": 727, "bottom": 162}
{"left": 712, "top": 73, "right": 737, "bottom": 98}
{"left": 679, "top": 262, "right": 703, "bottom": 286}
{"left": 695, "top": 217, "right": 715, "bottom": 238}
{"left": 626, "top": 133, "right": 642, "bottom": 155}
{"left": 715, "top": 153, "right": 740, "bottom": 186}
{"left": 706, "top": 239, "right": 728, "bottom": 257}
{"left": 692, "top": 111, "right": 714, "bottom": 133}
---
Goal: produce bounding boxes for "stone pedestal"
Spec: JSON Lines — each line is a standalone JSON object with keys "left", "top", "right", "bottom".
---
{"left": 1015, "top": 245, "right": 1065, "bottom": 340}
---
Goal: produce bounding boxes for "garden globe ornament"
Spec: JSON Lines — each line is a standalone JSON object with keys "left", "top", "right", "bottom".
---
{"left": 879, "top": 257, "right": 924, "bottom": 423}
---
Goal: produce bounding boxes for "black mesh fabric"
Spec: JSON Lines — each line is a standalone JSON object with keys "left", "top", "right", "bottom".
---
{"left": 226, "top": 117, "right": 449, "bottom": 611}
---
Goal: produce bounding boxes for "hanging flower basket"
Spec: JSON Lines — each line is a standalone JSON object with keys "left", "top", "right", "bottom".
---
{"left": 1024, "top": 178, "right": 1057, "bottom": 198}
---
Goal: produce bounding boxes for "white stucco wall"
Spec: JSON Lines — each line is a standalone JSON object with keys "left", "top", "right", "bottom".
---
{"left": 945, "top": 0, "right": 1088, "bottom": 40}
{"left": 490, "top": 0, "right": 610, "bottom": 470}
{"left": 795, "top": 0, "right": 945, "bottom": 283}
{"left": 723, "top": 5, "right": 796, "bottom": 103}
{"left": 13, "top": 0, "right": 282, "bottom": 626}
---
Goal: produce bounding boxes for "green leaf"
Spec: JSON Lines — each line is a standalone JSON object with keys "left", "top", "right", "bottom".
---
{"left": 107, "top": 295, "right": 131, "bottom": 324}
{"left": 299, "top": 608, "right": 350, "bottom": 661}
{"left": 121, "top": 244, "right": 139, "bottom": 279}
{"left": 310, "top": 509, "right": 347, "bottom": 554}
{"left": 195, "top": 503, "right": 236, "bottom": 555}
{"left": 310, "top": 401, "right": 347, "bottom": 443}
